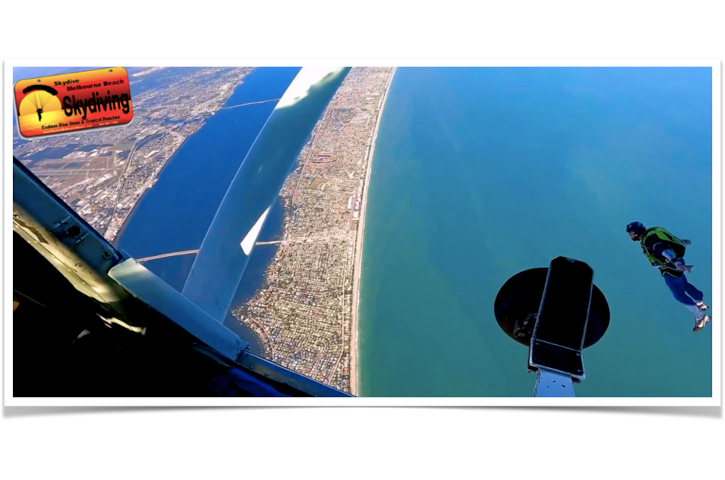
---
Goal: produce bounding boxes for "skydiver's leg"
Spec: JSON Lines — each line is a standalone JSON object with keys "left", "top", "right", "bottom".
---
{"left": 663, "top": 273, "right": 701, "bottom": 319}
{"left": 682, "top": 274, "right": 704, "bottom": 302}
{"left": 682, "top": 274, "right": 708, "bottom": 310}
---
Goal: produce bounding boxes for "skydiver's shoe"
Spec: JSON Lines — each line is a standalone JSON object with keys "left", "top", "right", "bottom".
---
{"left": 695, "top": 301, "right": 709, "bottom": 311}
{"left": 693, "top": 315, "right": 711, "bottom": 333}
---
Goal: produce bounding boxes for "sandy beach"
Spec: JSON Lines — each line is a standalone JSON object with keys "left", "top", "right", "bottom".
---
{"left": 350, "top": 68, "right": 396, "bottom": 395}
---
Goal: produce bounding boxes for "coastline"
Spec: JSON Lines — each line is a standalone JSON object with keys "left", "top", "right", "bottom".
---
{"left": 350, "top": 67, "right": 396, "bottom": 396}
{"left": 112, "top": 132, "right": 191, "bottom": 244}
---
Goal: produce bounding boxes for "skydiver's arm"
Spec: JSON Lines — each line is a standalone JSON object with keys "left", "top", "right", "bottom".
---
{"left": 648, "top": 239, "right": 669, "bottom": 257}
{"left": 662, "top": 248, "right": 692, "bottom": 271}
{"left": 648, "top": 238, "right": 679, "bottom": 267}
{"left": 682, "top": 239, "right": 692, "bottom": 245}
{"left": 657, "top": 248, "right": 682, "bottom": 270}
{"left": 661, "top": 249, "right": 676, "bottom": 261}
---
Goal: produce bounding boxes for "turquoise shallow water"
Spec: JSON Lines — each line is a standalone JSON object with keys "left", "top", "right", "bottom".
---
{"left": 359, "top": 67, "right": 712, "bottom": 397}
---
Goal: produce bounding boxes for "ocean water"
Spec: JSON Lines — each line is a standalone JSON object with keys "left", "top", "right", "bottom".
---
{"left": 359, "top": 67, "right": 713, "bottom": 397}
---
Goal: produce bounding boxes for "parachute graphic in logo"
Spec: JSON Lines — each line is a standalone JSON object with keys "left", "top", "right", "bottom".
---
{"left": 21, "top": 84, "right": 59, "bottom": 121}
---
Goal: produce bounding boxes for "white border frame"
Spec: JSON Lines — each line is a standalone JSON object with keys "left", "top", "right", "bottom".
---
{"left": 4, "top": 59, "right": 721, "bottom": 407}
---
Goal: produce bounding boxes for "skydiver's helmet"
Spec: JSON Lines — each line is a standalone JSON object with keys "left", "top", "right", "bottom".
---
{"left": 626, "top": 221, "right": 646, "bottom": 241}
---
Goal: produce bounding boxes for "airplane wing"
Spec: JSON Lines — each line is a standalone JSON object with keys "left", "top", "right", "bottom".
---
{"left": 182, "top": 68, "right": 351, "bottom": 322}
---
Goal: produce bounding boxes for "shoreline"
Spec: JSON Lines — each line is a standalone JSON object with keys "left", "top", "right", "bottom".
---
{"left": 112, "top": 132, "right": 190, "bottom": 244}
{"left": 350, "top": 68, "right": 397, "bottom": 396}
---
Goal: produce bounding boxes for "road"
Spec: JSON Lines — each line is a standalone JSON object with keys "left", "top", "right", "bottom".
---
{"left": 135, "top": 234, "right": 351, "bottom": 263}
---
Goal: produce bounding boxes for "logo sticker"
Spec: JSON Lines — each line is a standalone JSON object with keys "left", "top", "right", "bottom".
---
{"left": 14, "top": 67, "right": 133, "bottom": 138}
